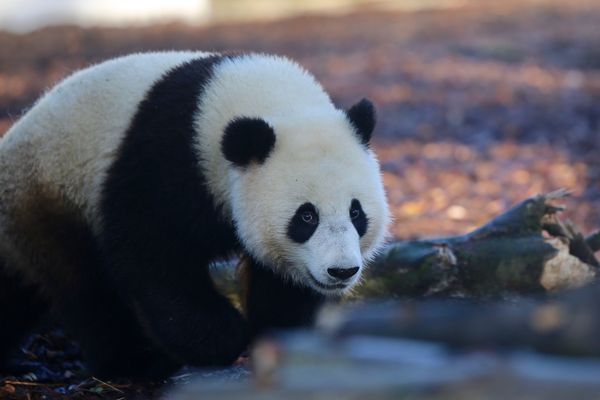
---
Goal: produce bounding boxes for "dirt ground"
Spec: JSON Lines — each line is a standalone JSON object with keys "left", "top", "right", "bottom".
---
{"left": 1, "top": 0, "right": 599, "bottom": 398}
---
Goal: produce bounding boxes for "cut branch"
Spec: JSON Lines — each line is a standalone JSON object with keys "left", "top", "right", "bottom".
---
{"left": 358, "top": 190, "right": 599, "bottom": 299}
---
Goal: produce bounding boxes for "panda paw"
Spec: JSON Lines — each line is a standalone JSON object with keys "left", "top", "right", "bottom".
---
{"left": 201, "top": 305, "right": 249, "bottom": 366}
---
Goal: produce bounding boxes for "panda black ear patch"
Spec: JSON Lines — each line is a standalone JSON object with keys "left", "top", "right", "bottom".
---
{"left": 222, "top": 117, "right": 276, "bottom": 167}
{"left": 346, "top": 98, "right": 376, "bottom": 145}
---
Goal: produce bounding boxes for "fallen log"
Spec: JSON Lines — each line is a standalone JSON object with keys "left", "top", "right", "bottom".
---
{"left": 357, "top": 189, "right": 599, "bottom": 299}
{"left": 320, "top": 282, "right": 600, "bottom": 358}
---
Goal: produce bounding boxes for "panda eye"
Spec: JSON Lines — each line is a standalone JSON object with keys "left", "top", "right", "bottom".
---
{"left": 288, "top": 202, "right": 319, "bottom": 243}
{"left": 302, "top": 210, "right": 317, "bottom": 224}
{"left": 350, "top": 199, "right": 368, "bottom": 237}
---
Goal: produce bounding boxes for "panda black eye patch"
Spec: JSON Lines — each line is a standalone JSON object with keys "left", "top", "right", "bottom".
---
{"left": 350, "top": 199, "right": 368, "bottom": 237}
{"left": 287, "top": 202, "right": 319, "bottom": 243}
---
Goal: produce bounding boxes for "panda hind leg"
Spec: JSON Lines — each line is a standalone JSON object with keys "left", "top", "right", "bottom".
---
{"left": 4, "top": 194, "right": 182, "bottom": 380}
{"left": 0, "top": 261, "right": 48, "bottom": 372}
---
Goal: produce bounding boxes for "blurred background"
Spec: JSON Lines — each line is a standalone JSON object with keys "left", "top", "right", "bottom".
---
{"left": 1, "top": 0, "right": 599, "bottom": 239}
{"left": 0, "top": 0, "right": 464, "bottom": 32}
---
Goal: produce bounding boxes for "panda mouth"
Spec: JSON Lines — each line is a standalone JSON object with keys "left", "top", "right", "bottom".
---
{"left": 307, "top": 272, "right": 348, "bottom": 291}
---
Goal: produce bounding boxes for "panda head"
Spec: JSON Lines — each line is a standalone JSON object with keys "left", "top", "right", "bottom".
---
{"left": 221, "top": 98, "right": 389, "bottom": 296}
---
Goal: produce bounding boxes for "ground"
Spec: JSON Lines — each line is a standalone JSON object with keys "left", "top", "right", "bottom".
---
{"left": 0, "top": 0, "right": 599, "bottom": 398}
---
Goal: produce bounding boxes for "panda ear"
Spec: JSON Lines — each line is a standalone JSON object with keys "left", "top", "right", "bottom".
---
{"left": 346, "top": 98, "right": 376, "bottom": 145}
{"left": 221, "top": 117, "right": 276, "bottom": 167}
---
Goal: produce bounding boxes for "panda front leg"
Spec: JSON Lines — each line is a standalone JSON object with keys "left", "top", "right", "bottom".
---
{"left": 244, "top": 257, "right": 326, "bottom": 339}
{"left": 126, "top": 269, "right": 249, "bottom": 367}
{"left": 100, "top": 230, "right": 249, "bottom": 369}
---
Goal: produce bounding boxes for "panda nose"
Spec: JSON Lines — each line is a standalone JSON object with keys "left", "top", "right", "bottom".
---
{"left": 327, "top": 267, "right": 359, "bottom": 280}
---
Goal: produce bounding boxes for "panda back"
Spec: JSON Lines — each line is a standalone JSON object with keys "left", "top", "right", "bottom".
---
{"left": 0, "top": 51, "right": 210, "bottom": 230}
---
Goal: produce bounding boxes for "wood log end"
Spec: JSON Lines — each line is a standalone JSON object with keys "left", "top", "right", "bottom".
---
{"left": 540, "top": 237, "right": 596, "bottom": 291}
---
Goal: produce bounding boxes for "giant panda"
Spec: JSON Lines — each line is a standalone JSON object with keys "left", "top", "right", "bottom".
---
{"left": 0, "top": 52, "right": 389, "bottom": 379}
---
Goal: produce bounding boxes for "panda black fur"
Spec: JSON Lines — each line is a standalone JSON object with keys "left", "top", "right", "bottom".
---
{"left": 0, "top": 52, "right": 389, "bottom": 379}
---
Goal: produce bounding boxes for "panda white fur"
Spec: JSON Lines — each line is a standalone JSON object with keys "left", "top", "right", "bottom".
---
{"left": 0, "top": 52, "right": 389, "bottom": 378}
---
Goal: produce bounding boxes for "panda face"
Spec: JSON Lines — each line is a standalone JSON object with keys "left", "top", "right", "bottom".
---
{"left": 223, "top": 107, "right": 389, "bottom": 296}
{"left": 285, "top": 198, "right": 368, "bottom": 293}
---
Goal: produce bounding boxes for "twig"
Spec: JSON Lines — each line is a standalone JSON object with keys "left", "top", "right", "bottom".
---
{"left": 91, "top": 376, "right": 124, "bottom": 393}
{"left": 3, "top": 380, "right": 64, "bottom": 387}
{"left": 544, "top": 188, "right": 572, "bottom": 201}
